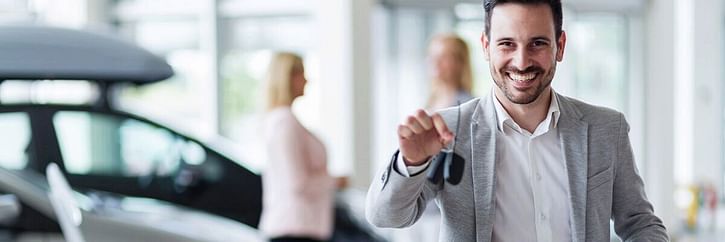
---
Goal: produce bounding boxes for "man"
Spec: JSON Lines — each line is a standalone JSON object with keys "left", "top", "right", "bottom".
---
{"left": 365, "top": 0, "right": 669, "bottom": 241}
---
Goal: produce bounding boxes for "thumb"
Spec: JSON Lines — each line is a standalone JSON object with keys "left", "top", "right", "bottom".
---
{"left": 431, "top": 113, "right": 454, "bottom": 145}
{"left": 440, "top": 131, "right": 455, "bottom": 147}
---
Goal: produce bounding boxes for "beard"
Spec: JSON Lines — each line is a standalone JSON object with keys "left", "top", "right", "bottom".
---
{"left": 491, "top": 62, "right": 556, "bottom": 105}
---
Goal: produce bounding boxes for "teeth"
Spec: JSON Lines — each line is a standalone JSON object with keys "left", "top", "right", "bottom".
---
{"left": 508, "top": 72, "right": 536, "bottom": 81}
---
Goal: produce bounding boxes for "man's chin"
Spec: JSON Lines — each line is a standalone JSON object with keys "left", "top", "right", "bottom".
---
{"left": 504, "top": 89, "right": 540, "bottom": 104}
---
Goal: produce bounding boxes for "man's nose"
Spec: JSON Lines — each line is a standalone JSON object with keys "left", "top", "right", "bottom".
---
{"left": 511, "top": 48, "right": 533, "bottom": 70}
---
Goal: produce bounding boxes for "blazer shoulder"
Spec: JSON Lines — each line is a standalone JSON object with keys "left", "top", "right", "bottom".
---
{"left": 559, "top": 94, "right": 626, "bottom": 125}
{"left": 437, "top": 97, "right": 481, "bottom": 115}
{"left": 436, "top": 97, "right": 482, "bottom": 126}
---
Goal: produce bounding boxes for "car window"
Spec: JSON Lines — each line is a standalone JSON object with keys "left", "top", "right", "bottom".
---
{"left": 53, "top": 111, "right": 215, "bottom": 178}
{"left": 0, "top": 113, "right": 31, "bottom": 170}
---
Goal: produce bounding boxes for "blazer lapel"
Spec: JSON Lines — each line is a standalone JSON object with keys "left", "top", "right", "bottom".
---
{"left": 470, "top": 96, "right": 498, "bottom": 242}
{"left": 556, "top": 94, "right": 589, "bottom": 242}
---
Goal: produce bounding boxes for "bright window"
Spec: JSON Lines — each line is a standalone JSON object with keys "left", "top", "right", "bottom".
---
{"left": 0, "top": 113, "right": 31, "bottom": 170}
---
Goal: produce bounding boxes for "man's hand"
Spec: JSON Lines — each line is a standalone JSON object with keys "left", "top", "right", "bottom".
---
{"left": 397, "top": 109, "right": 454, "bottom": 166}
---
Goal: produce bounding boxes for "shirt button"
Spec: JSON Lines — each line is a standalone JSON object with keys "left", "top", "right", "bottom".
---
{"left": 540, "top": 213, "right": 547, "bottom": 220}
{"left": 536, "top": 173, "right": 542, "bottom": 181}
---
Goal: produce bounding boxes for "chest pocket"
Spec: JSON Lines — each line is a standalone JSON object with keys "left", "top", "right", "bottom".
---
{"left": 587, "top": 166, "right": 612, "bottom": 191}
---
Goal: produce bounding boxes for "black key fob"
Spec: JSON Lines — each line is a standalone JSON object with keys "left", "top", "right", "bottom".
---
{"left": 444, "top": 151, "right": 464, "bottom": 185}
{"left": 426, "top": 152, "right": 446, "bottom": 184}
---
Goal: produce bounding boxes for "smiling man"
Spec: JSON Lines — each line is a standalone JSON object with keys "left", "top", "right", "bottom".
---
{"left": 365, "top": 0, "right": 669, "bottom": 241}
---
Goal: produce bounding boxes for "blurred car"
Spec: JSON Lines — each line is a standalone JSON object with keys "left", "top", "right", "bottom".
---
{"left": 0, "top": 25, "right": 387, "bottom": 242}
{"left": 0, "top": 25, "right": 262, "bottom": 227}
{"left": 0, "top": 163, "right": 262, "bottom": 242}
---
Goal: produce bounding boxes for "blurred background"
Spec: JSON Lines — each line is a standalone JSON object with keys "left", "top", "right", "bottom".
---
{"left": 0, "top": 0, "right": 722, "bottom": 241}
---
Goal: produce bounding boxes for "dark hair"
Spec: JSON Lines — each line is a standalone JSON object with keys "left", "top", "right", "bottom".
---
{"left": 483, "top": 0, "right": 563, "bottom": 40}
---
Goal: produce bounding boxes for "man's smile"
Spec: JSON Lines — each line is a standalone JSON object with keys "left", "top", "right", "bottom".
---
{"left": 506, "top": 71, "right": 539, "bottom": 89}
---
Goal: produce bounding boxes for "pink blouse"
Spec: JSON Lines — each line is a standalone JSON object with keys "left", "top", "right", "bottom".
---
{"left": 259, "top": 107, "right": 334, "bottom": 240}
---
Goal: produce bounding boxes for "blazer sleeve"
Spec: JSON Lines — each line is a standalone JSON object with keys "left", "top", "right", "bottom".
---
{"left": 611, "top": 114, "right": 669, "bottom": 241}
{"left": 365, "top": 150, "right": 441, "bottom": 228}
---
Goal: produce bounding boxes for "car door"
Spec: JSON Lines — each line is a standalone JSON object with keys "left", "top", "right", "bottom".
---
{"left": 50, "top": 108, "right": 262, "bottom": 227}
{"left": 0, "top": 189, "right": 64, "bottom": 242}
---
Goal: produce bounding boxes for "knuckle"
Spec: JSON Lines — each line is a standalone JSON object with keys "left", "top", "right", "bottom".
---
{"left": 398, "top": 129, "right": 410, "bottom": 138}
{"left": 416, "top": 109, "right": 428, "bottom": 117}
{"left": 406, "top": 116, "right": 418, "bottom": 125}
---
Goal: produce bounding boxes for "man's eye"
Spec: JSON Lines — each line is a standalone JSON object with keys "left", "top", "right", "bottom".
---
{"left": 499, "top": 42, "right": 513, "bottom": 47}
{"left": 532, "top": 41, "right": 548, "bottom": 47}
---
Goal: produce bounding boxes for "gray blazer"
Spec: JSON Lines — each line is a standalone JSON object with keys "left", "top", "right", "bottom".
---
{"left": 366, "top": 93, "right": 668, "bottom": 242}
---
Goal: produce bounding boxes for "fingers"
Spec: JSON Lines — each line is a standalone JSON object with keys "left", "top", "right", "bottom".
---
{"left": 414, "top": 109, "right": 433, "bottom": 130}
{"left": 405, "top": 116, "right": 424, "bottom": 133}
{"left": 398, "top": 109, "right": 432, "bottom": 137}
{"left": 398, "top": 109, "right": 454, "bottom": 144}
{"left": 431, "top": 113, "right": 454, "bottom": 143}
{"left": 398, "top": 124, "right": 413, "bottom": 139}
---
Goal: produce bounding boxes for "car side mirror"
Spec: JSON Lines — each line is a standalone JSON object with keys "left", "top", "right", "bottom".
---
{"left": 0, "top": 194, "right": 21, "bottom": 225}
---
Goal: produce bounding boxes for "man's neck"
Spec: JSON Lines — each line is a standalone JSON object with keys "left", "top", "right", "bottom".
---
{"left": 494, "top": 88, "right": 552, "bottom": 133}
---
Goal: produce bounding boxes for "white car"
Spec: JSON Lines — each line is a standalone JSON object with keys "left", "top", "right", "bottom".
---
{"left": 0, "top": 164, "right": 262, "bottom": 242}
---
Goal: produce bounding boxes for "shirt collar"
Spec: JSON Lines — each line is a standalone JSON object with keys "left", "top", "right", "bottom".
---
{"left": 492, "top": 88, "right": 561, "bottom": 134}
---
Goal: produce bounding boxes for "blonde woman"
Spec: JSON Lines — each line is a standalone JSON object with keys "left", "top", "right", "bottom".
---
{"left": 259, "top": 52, "right": 334, "bottom": 242}
{"left": 425, "top": 33, "right": 475, "bottom": 110}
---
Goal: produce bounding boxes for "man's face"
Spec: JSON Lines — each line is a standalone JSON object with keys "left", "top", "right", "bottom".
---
{"left": 482, "top": 3, "right": 566, "bottom": 105}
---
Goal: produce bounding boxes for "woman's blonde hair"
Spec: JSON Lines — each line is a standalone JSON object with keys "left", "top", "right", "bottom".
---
{"left": 263, "top": 52, "right": 304, "bottom": 111}
{"left": 426, "top": 33, "right": 474, "bottom": 107}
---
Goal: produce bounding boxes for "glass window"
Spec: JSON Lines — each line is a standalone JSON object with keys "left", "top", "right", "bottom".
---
{"left": 219, "top": 15, "right": 313, "bottom": 136}
{"left": 53, "top": 111, "right": 212, "bottom": 178}
{"left": 565, "top": 14, "right": 629, "bottom": 113}
{"left": 218, "top": 50, "right": 269, "bottom": 139}
{"left": 456, "top": 19, "right": 493, "bottom": 97}
{"left": 116, "top": 18, "right": 209, "bottom": 136}
{"left": 0, "top": 113, "right": 31, "bottom": 170}
{"left": 112, "top": 0, "right": 213, "bottom": 137}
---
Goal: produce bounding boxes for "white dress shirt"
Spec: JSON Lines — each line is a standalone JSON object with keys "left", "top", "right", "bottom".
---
{"left": 397, "top": 90, "right": 572, "bottom": 242}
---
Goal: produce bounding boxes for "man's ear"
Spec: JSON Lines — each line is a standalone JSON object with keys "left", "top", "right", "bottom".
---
{"left": 556, "top": 31, "right": 567, "bottom": 62}
{"left": 481, "top": 32, "right": 490, "bottom": 61}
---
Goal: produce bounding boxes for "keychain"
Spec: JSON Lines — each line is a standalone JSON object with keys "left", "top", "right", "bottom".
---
{"left": 427, "top": 102, "right": 465, "bottom": 185}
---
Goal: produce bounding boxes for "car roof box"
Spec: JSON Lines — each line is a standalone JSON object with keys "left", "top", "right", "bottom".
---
{"left": 0, "top": 25, "right": 173, "bottom": 84}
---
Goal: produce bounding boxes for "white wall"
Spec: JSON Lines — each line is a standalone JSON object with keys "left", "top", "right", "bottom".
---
{"left": 315, "top": 0, "right": 374, "bottom": 188}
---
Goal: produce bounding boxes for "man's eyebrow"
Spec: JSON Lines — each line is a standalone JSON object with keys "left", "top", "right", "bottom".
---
{"left": 531, "top": 36, "right": 552, "bottom": 42}
{"left": 495, "top": 37, "right": 514, "bottom": 42}
{"left": 495, "top": 36, "right": 552, "bottom": 42}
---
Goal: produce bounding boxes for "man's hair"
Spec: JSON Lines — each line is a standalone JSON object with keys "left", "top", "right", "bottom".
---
{"left": 483, "top": 0, "right": 563, "bottom": 40}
